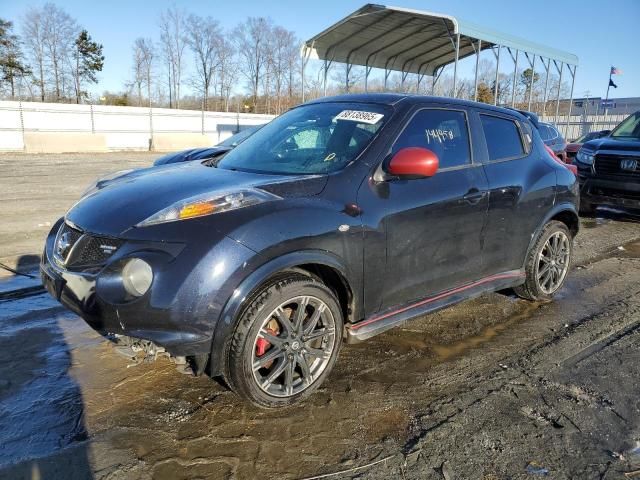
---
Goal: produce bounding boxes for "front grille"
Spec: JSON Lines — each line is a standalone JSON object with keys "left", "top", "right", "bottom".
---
{"left": 594, "top": 154, "right": 640, "bottom": 177}
{"left": 54, "top": 222, "right": 123, "bottom": 268}
{"left": 71, "top": 236, "right": 124, "bottom": 267}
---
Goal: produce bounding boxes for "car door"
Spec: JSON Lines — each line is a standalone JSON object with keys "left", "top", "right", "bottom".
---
{"left": 473, "top": 110, "right": 556, "bottom": 275}
{"left": 359, "top": 106, "right": 490, "bottom": 313}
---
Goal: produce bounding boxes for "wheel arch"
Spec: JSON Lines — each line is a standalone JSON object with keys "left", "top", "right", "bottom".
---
{"left": 523, "top": 202, "right": 579, "bottom": 269}
{"left": 208, "top": 250, "right": 358, "bottom": 377}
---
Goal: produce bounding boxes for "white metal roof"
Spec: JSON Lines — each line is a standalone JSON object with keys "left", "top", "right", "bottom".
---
{"left": 304, "top": 4, "right": 579, "bottom": 76}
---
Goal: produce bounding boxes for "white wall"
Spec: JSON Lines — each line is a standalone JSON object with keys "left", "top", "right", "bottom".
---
{"left": 0, "top": 101, "right": 274, "bottom": 152}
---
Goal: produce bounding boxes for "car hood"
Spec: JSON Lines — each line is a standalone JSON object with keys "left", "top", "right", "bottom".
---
{"left": 66, "top": 161, "right": 327, "bottom": 236}
{"left": 583, "top": 137, "right": 640, "bottom": 152}
{"left": 153, "top": 146, "right": 231, "bottom": 165}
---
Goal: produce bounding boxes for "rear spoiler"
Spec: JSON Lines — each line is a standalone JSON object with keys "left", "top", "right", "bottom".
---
{"left": 505, "top": 108, "right": 540, "bottom": 130}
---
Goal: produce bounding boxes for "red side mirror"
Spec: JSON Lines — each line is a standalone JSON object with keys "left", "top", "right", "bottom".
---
{"left": 388, "top": 147, "right": 439, "bottom": 178}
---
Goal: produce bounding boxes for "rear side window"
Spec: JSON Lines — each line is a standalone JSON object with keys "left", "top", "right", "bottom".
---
{"left": 480, "top": 114, "right": 525, "bottom": 161}
{"left": 392, "top": 109, "right": 471, "bottom": 169}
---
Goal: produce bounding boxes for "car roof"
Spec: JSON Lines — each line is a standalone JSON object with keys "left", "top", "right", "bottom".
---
{"left": 306, "top": 93, "right": 529, "bottom": 121}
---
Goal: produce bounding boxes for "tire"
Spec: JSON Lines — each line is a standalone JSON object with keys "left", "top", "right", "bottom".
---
{"left": 224, "top": 272, "right": 343, "bottom": 408}
{"left": 514, "top": 221, "right": 573, "bottom": 302}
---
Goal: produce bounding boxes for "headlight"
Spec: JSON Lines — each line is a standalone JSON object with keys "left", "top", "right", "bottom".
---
{"left": 122, "top": 258, "right": 153, "bottom": 296}
{"left": 137, "top": 188, "right": 281, "bottom": 227}
{"left": 576, "top": 150, "right": 595, "bottom": 165}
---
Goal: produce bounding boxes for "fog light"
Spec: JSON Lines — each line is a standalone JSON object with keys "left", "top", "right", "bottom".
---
{"left": 122, "top": 258, "right": 153, "bottom": 297}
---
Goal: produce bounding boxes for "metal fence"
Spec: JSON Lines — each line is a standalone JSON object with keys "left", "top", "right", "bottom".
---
{"left": 0, "top": 101, "right": 274, "bottom": 152}
{"left": 0, "top": 100, "right": 630, "bottom": 151}
{"left": 550, "top": 113, "right": 628, "bottom": 141}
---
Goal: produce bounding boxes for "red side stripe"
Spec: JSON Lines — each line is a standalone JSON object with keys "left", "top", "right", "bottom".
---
{"left": 351, "top": 272, "right": 524, "bottom": 330}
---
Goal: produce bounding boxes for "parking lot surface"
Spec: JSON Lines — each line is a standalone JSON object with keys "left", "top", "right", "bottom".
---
{"left": 1, "top": 154, "right": 640, "bottom": 479}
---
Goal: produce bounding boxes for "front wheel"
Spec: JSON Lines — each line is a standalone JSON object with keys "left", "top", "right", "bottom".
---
{"left": 514, "top": 221, "right": 573, "bottom": 301}
{"left": 224, "top": 273, "right": 343, "bottom": 408}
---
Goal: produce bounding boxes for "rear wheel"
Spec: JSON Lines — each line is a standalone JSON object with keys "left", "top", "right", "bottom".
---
{"left": 515, "top": 221, "right": 572, "bottom": 301}
{"left": 224, "top": 273, "right": 343, "bottom": 408}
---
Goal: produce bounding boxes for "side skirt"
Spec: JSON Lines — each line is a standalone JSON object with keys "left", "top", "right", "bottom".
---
{"left": 345, "top": 270, "right": 525, "bottom": 343}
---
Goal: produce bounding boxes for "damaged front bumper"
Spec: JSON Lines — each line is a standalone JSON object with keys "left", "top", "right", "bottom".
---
{"left": 41, "top": 218, "right": 257, "bottom": 361}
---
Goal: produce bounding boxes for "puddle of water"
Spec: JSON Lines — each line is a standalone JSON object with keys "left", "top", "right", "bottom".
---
{"left": 619, "top": 239, "right": 640, "bottom": 257}
{"left": 431, "top": 302, "right": 540, "bottom": 361}
{"left": 582, "top": 216, "right": 613, "bottom": 229}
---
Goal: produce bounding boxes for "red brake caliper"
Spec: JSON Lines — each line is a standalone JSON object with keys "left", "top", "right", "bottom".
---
{"left": 256, "top": 326, "right": 278, "bottom": 357}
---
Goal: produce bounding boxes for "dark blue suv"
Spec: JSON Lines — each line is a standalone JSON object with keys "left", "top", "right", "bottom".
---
{"left": 41, "top": 94, "right": 579, "bottom": 407}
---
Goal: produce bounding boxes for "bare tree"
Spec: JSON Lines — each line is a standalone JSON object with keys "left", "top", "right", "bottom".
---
{"left": 159, "top": 7, "right": 187, "bottom": 108}
{"left": 22, "top": 7, "right": 47, "bottom": 101}
{"left": 216, "top": 36, "right": 236, "bottom": 112}
{"left": 234, "top": 17, "right": 273, "bottom": 110}
{"left": 41, "top": 3, "right": 78, "bottom": 101}
{"left": 132, "top": 38, "right": 146, "bottom": 106}
{"left": 269, "top": 26, "right": 297, "bottom": 114}
{"left": 185, "top": 14, "right": 221, "bottom": 111}
{"left": 131, "top": 38, "right": 155, "bottom": 107}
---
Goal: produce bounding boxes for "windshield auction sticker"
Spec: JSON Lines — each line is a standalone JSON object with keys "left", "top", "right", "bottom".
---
{"left": 335, "top": 110, "right": 384, "bottom": 125}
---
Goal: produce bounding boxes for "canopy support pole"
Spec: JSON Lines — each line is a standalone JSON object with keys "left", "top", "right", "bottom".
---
{"left": 541, "top": 58, "right": 551, "bottom": 119}
{"left": 301, "top": 46, "right": 306, "bottom": 102}
{"left": 401, "top": 70, "right": 410, "bottom": 91}
{"left": 507, "top": 48, "right": 519, "bottom": 107}
{"left": 345, "top": 62, "right": 353, "bottom": 93}
{"left": 473, "top": 39, "right": 482, "bottom": 101}
{"left": 565, "top": 65, "right": 576, "bottom": 137}
{"left": 553, "top": 60, "right": 564, "bottom": 125}
{"left": 432, "top": 66, "right": 444, "bottom": 95}
{"left": 452, "top": 33, "right": 460, "bottom": 98}
{"left": 493, "top": 45, "right": 501, "bottom": 105}
{"left": 323, "top": 58, "right": 334, "bottom": 96}
{"left": 384, "top": 68, "right": 392, "bottom": 90}
{"left": 525, "top": 53, "right": 536, "bottom": 111}
{"left": 364, "top": 63, "right": 372, "bottom": 92}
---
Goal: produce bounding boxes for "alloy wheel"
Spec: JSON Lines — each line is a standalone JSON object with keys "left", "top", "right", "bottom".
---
{"left": 536, "top": 231, "right": 570, "bottom": 294}
{"left": 251, "top": 295, "right": 337, "bottom": 397}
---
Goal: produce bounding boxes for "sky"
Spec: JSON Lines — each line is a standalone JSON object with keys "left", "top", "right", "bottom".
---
{"left": 2, "top": 0, "right": 639, "bottom": 100}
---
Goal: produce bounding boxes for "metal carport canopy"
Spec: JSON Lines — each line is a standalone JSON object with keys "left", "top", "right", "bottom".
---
{"left": 303, "top": 4, "right": 578, "bottom": 77}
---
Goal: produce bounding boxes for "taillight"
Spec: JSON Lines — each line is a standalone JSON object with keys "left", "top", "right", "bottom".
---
{"left": 544, "top": 144, "right": 577, "bottom": 175}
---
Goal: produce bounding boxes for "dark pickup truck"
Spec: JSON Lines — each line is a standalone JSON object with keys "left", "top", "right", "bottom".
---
{"left": 576, "top": 111, "right": 640, "bottom": 215}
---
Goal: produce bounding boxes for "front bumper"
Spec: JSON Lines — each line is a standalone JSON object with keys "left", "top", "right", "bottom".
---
{"left": 577, "top": 167, "right": 640, "bottom": 213}
{"left": 41, "top": 219, "right": 257, "bottom": 357}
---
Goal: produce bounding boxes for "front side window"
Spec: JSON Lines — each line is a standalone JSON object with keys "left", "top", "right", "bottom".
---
{"left": 217, "top": 102, "right": 390, "bottom": 174}
{"left": 480, "top": 114, "right": 525, "bottom": 161}
{"left": 392, "top": 109, "right": 471, "bottom": 169}
{"left": 610, "top": 112, "right": 640, "bottom": 139}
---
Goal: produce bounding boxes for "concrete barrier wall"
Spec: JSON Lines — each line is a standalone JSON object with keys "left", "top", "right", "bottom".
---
{"left": 0, "top": 101, "right": 274, "bottom": 153}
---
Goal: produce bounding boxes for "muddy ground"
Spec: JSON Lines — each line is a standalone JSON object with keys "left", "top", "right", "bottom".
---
{"left": 0, "top": 213, "right": 639, "bottom": 480}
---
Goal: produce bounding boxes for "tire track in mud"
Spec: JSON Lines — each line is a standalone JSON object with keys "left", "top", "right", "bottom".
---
{"left": 340, "top": 253, "right": 640, "bottom": 479}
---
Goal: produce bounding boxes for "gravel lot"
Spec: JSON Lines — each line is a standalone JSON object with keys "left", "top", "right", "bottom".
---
{"left": 0, "top": 152, "right": 158, "bottom": 272}
{"left": 1, "top": 153, "right": 640, "bottom": 479}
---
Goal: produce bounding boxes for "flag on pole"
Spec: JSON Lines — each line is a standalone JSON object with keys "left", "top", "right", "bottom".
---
{"left": 609, "top": 79, "right": 618, "bottom": 88}
{"left": 610, "top": 66, "right": 623, "bottom": 75}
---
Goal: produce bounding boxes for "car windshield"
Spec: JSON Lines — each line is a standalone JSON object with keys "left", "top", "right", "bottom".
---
{"left": 610, "top": 112, "right": 640, "bottom": 140}
{"left": 217, "top": 126, "right": 260, "bottom": 147}
{"left": 216, "top": 102, "right": 390, "bottom": 174}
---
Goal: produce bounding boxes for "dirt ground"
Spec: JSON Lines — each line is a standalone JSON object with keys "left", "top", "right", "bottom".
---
{"left": 0, "top": 213, "right": 639, "bottom": 480}
{"left": 1, "top": 153, "right": 640, "bottom": 479}
{"left": 0, "top": 152, "right": 159, "bottom": 271}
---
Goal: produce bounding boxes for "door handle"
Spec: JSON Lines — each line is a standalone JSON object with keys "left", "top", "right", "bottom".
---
{"left": 461, "top": 188, "right": 486, "bottom": 205}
